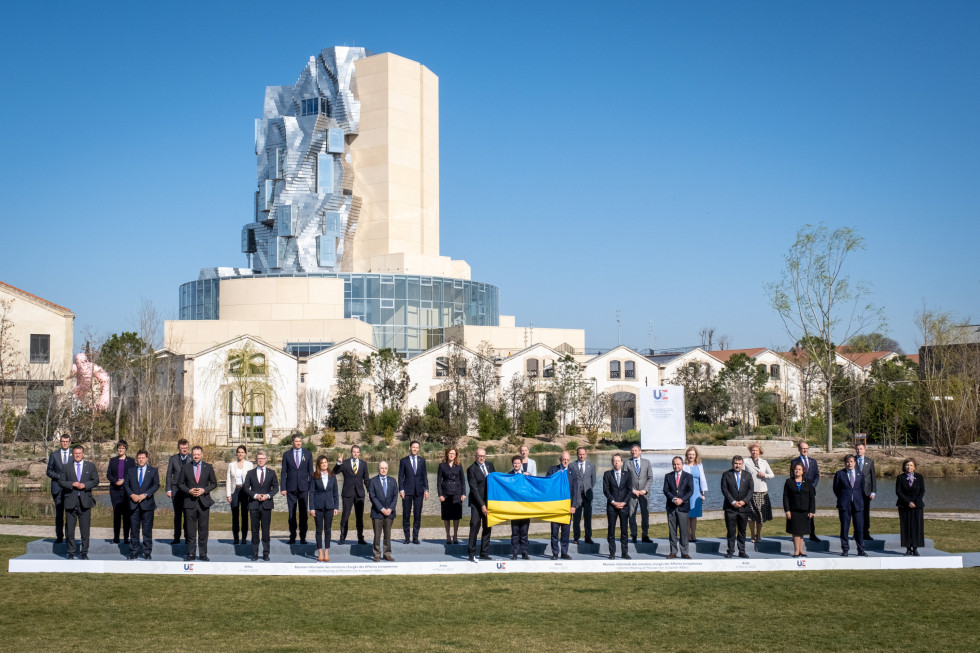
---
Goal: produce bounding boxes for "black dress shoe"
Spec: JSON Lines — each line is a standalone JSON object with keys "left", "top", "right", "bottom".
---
{"left": 144, "top": 554, "right": 151, "bottom": 560}
{"left": 857, "top": 551, "right": 868, "bottom": 557}
{"left": 403, "top": 538, "right": 411, "bottom": 544}
{"left": 251, "top": 555, "right": 259, "bottom": 561}
{"left": 511, "top": 554, "right": 518, "bottom": 560}
{"left": 561, "top": 553, "right": 573, "bottom": 560}
{"left": 412, "top": 538, "right": 420, "bottom": 544}
{"left": 55, "top": 538, "right": 63, "bottom": 544}
{"left": 912, "top": 549, "right": 920, "bottom": 557}
{"left": 551, "top": 554, "right": 558, "bottom": 560}
{"left": 585, "top": 538, "right": 594, "bottom": 544}
{"left": 573, "top": 539, "right": 579, "bottom": 544}
{"left": 453, "top": 538, "right": 459, "bottom": 545}
{"left": 199, "top": 555, "right": 210, "bottom": 562}
{"left": 739, "top": 552, "right": 750, "bottom": 559}
{"left": 357, "top": 539, "right": 368, "bottom": 546}
{"left": 521, "top": 554, "right": 530, "bottom": 560}
{"left": 338, "top": 539, "right": 346, "bottom": 545}
{"left": 479, "top": 554, "right": 492, "bottom": 561}
{"left": 288, "top": 537, "right": 296, "bottom": 545}
{"left": 809, "top": 536, "right": 822, "bottom": 543}
{"left": 113, "top": 538, "right": 120, "bottom": 544}
{"left": 690, "top": 537, "right": 698, "bottom": 543}
{"left": 724, "top": 553, "right": 734, "bottom": 558}
{"left": 840, "top": 551, "right": 848, "bottom": 557}
{"left": 66, "top": 553, "right": 75, "bottom": 560}
{"left": 233, "top": 538, "right": 239, "bottom": 545}
{"left": 263, "top": 554, "right": 270, "bottom": 561}
{"left": 904, "top": 548, "right": 912, "bottom": 556}
{"left": 128, "top": 554, "right": 139, "bottom": 560}
{"left": 171, "top": 539, "right": 181, "bottom": 545}
{"left": 642, "top": 537, "right": 653, "bottom": 543}
{"left": 631, "top": 536, "right": 637, "bottom": 543}
{"left": 300, "top": 539, "right": 307, "bottom": 545}
{"left": 621, "top": 553, "right": 632, "bottom": 560}
{"left": 608, "top": 553, "right": 616, "bottom": 560}
{"left": 184, "top": 555, "right": 196, "bottom": 561}
{"left": 468, "top": 556, "right": 476, "bottom": 562}
{"left": 79, "top": 554, "right": 89, "bottom": 560}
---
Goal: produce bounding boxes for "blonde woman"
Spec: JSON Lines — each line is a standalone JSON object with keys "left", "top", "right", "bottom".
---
{"left": 683, "top": 446, "right": 707, "bottom": 542}
{"left": 225, "top": 445, "right": 254, "bottom": 545}
{"left": 743, "top": 443, "right": 775, "bottom": 542}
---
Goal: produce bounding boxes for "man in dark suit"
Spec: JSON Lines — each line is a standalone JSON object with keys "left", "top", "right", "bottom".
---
{"left": 332, "top": 445, "right": 370, "bottom": 544}
{"left": 855, "top": 442, "right": 877, "bottom": 540}
{"left": 833, "top": 454, "right": 867, "bottom": 556}
{"left": 280, "top": 433, "right": 313, "bottom": 544}
{"left": 369, "top": 460, "right": 398, "bottom": 562}
{"left": 45, "top": 433, "right": 73, "bottom": 543}
{"left": 177, "top": 446, "right": 218, "bottom": 561}
{"left": 398, "top": 440, "right": 429, "bottom": 544}
{"left": 572, "top": 447, "right": 596, "bottom": 544}
{"left": 625, "top": 444, "right": 654, "bottom": 543}
{"left": 791, "top": 441, "right": 821, "bottom": 542}
{"left": 663, "top": 456, "right": 694, "bottom": 559}
{"left": 546, "top": 451, "right": 579, "bottom": 560}
{"left": 602, "top": 453, "right": 631, "bottom": 560}
{"left": 720, "top": 455, "right": 753, "bottom": 558}
{"left": 244, "top": 450, "right": 279, "bottom": 561}
{"left": 466, "top": 448, "right": 495, "bottom": 562}
{"left": 165, "top": 439, "right": 190, "bottom": 544}
{"left": 124, "top": 449, "right": 159, "bottom": 560}
{"left": 57, "top": 445, "right": 99, "bottom": 559}
{"left": 507, "top": 456, "right": 531, "bottom": 560}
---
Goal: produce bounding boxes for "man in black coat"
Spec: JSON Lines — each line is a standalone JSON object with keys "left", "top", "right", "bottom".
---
{"left": 280, "top": 433, "right": 314, "bottom": 544}
{"left": 398, "top": 440, "right": 429, "bottom": 544}
{"left": 466, "top": 448, "right": 495, "bottom": 562}
{"left": 45, "top": 433, "right": 73, "bottom": 543}
{"left": 245, "top": 451, "right": 279, "bottom": 561}
{"left": 602, "top": 453, "right": 632, "bottom": 560}
{"left": 720, "top": 455, "right": 753, "bottom": 558}
{"left": 332, "top": 445, "right": 371, "bottom": 545}
{"left": 791, "top": 441, "right": 821, "bottom": 542}
{"left": 124, "top": 449, "right": 159, "bottom": 560}
{"left": 663, "top": 456, "right": 694, "bottom": 559}
{"left": 833, "top": 454, "right": 867, "bottom": 557}
{"left": 165, "top": 439, "right": 191, "bottom": 544}
{"left": 58, "top": 445, "right": 99, "bottom": 560}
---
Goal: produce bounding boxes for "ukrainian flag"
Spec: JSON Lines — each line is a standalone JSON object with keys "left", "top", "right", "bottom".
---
{"left": 486, "top": 470, "right": 571, "bottom": 527}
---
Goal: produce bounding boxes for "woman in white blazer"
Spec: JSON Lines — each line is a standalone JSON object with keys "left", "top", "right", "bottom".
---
{"left": 742, "top": 443, "right": 775, "bottom": 543}
{"left": 226, "top": 445, "right": 255, "bottom": 545}
{"left": 683, "top": 446, "right": 707, "bottom": 542}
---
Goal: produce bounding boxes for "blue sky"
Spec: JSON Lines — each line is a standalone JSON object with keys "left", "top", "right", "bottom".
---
{"left": 1, "top": 1, "right": 977, "bottom": 354}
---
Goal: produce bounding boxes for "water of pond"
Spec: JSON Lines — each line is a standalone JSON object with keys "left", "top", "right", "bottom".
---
{"left": 89, "top": 452, "right": 980, "bottom": 513}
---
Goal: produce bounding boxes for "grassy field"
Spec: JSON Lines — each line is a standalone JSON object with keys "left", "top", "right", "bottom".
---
{"left": 1, "top": 523, "right": 979, "bottom": 651}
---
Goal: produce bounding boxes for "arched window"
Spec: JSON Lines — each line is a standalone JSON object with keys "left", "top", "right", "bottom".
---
{"left": 609, "top": 360, "right": 621, "bottom": 379}
{"left": 624, "top": 360, "right": 636, "bottom": 379}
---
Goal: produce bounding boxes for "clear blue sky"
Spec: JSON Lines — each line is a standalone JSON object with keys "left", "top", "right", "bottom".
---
{"left": 2, "top": 1, "right": 977, "bottom": 354}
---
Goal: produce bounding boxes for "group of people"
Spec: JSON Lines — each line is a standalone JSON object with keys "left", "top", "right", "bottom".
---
{"left": 45, "top": 434, "right": 927, "bottom": 564}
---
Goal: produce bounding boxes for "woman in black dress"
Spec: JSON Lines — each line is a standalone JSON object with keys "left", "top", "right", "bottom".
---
{"left": 896, "top": 457, "right": 925, "bottom": 556}
{"left": 783, "top": 461, "right": 816, "bottom": 557}
{"left": 437, "top": 446, "right": 466, "bottom": 544}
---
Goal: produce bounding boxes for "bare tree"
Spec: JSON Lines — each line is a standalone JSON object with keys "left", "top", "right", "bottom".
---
{"left": 718, "top": 353, "right": 767, "bottom": 436}
{"left": 717, "top": 334, "right": 732, "bottom": 350}
{"left": 304, "top": 386, "right": 330, "bottom": 433}
{"left": 364, "top": 348, "right": 414, "bottom": 412}
{"left": 466, "top": 341, "right": 498, "bottom": 410}
{"left": 698, "top": 327, "right": 716, "bottom": 351}
{"left": 767, "top": 224, "right": 882, "bottom": 451}
{"left": 578, "top": 385, "right": 609, "bottom": 442}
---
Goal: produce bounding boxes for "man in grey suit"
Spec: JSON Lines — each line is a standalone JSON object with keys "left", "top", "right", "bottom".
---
{"left": 625, "top": 444, "right": 654, "bottom": 543}
{"left": 45, "top": 433, "right": 73, "bottom": 543}
{"left": 855, "top": 442, "right": 877, "bottom": 540}
{"left": 57, "top": 445, "right": 99, "bottom": 559}
{"left": 369, "top": 461, "right": 398, "bottom": 562}
{"left": 165, "top": 438, "right": 190, "bottom": 544}
{"left": 572, "top": 447, "right": 596, "bottom": 544}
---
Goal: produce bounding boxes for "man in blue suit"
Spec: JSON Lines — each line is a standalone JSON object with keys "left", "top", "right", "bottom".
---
{"left": 45, "top": 433, "right": 73, "bottom": 543}
{"left": 398, "top": 440, "right": 429, "bottom": 544}
{"left": 369, "top": 461, "right": 398, "bottom": 562}
{"left": 663, "top": 456, "right": 694, "bottom": 559}
{"left": 245, "top": 451, "right": 279, "bottom": 561}
{"left": 58, "top": 445, "right": 99, "bottom": 560}
{"left": 280, "top": 433, "right": 313, "bottom": 544}
{"left": 124, "top": 449, "right": 159, "bottom": 560}
{"left": 546, "top": 452, "right": 579, "bottom": 560}
{"left": 832, "top": 454, "right": 867, "bottom": 557}
{"left": 791, "top": 441, "right": 821, "bottom": 542}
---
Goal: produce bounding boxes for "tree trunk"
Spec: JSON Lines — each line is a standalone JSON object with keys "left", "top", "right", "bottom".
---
{"left": 825, "top": 387, "right": 834, "bottom": 452}
{"left": 114, "top": 389, "right": 124, "bottom": 440}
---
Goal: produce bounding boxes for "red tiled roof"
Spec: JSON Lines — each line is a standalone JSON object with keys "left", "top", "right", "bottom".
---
{"left": 904, "top": 353, "right": 920, "bottom": 364}
{"left": 837, "top": 350, "right": 894, "bottom": 369}
{"left": 704, "top": 348, "right": 766, "bottom": 363}
{"left": 0, "top": 280, "right": 73, "bottom": 314}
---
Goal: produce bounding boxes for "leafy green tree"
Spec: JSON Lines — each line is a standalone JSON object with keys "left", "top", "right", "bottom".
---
{"left": 862, "top": 356, "right": 919, "bottom": 452}
{"left": 670, "top": 361, "right": 729, "bottom": 425}
{"left": 100, "top": 331, "right": 152, "bottom": 440}
{"left": 847, "top": 332, "right": 903, "bottom": 355}
{"left": 718, "top": 353, "right": 768, "bottom": 435}
{"left": 328, "top": 351, "right": 365, "bottom": 432}
{"left": 548, "top": 354, "right": 583, "bottom": 435}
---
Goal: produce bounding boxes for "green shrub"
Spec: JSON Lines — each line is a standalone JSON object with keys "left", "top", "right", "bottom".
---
{"left": 523, "top": 410, "right": 541, "bottom": 438}
{"left": 484, "top": 445, "right": 497, "bottom": 456}
{"left": 278, "top": 435, "right": 294, "bottom": 446}
{"left": 302, "top": 441, "right": 317, "bottom": 455}
{"left": 402, "top": 408, "right": 425, "bottom": 441}
{"left": 565, "top": 440, "right": 579, "bottom": 452}
{"left": 565, "top": 424, "right": 581, "bottom": 436}
{"left": 477, "top": 405, "right": 495, "bottom": 440}
{"left": 622, "top": 429, "right": 641, "bottom": 445}
{"left": 382, "top": 426, "right": 395, "bottom": 447}
{"left": 8, "top": 469, "right": 28, "bottom": 478}
{"left": 753, "top": 424, "right": 781, "bottom": 437}
{"left": 320, "top": 428, "right": 336, "bottom": 449}
{"left": 531, "top": 443, "right": 562, "bottom": 454}
{"left": 506, "top": 433, "right": 524, "bottom": 450}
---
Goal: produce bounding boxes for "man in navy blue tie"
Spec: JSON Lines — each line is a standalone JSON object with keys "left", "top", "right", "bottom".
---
{"left": 125, "top": 450, "right": 159, "bottom": 560}
{"left": 720, "top": 456, "right": 752, "bottom": 558}
{"left": 280, "top": 433, "right": 313, "bottom": 544}
{"left": 58, "top": 445, "right": 99, "bottom": 560}
{"left": 833, "top": 454, "right": 867, "bottom": 557}
{"left": 369, "top": 461, "right": 398, "bottom": 562}
{"left": 398, "top": 440, "right": 429, "bottom": 544}
{"left": 45, "top": 433, "right": 73, "bottom": 543}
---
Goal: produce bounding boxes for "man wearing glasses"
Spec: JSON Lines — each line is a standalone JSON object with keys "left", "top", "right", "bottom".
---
{"left": 466, "top": 448, "right": 495, "bottom": 562}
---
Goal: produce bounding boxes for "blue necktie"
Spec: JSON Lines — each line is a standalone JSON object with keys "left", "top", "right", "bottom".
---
{"left": 634, "top": 460, "right": 640, "bottom": 474}
{"left": 735, "top": 473, "right": 740, "bottom": 491}
{"left": 138, "top": 467, "right": 144, "bottom": 487}
{"left": 75, "top": 463, "right": 82, "bottom": 496}
{"left": 382, "top": 478, "right": 387, "bottom": 495}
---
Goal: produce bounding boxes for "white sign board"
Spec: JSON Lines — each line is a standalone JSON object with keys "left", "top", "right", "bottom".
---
{"left": 638, "top": 385, "right": 686, "bottom": 450}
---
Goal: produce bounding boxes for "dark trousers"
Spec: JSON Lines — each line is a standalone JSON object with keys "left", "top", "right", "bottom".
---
{"left": 52, "top": 492, "right": 65, "bottom": 540}
{"left": 510, "top": 519, "right": 530, "bottom": 555}
{"left": 809, "top": 514, "right": 818, "bottom": 539}
{"left": 286, "top": 490, "right": 309, "bottom": 539}
{"left": 724, "top": 509, "right": 748, "bottom": 554}
{"left": 607, "top": 506, "right": 629, "bottom": 555}
{"left": 111, "top": 498, "right": 131, "bottom": 542}
{"left": 468, "top": 505, "right": 492, "bottom": 557}
{"left": 629, "top": 494, "right": 650, "bottom": 538}
{"left": 65, "top": 504, "right": 91, "bottom": 556}
{"left": 314, "top": 509, "right": 335, "bottom": 549}
{"left": 839, "top": 504, "right": 865, "bottom": 553}
{"left": 230, "top": 486, "right": 249, "bottom": 541}
{"left": 573, "top": 491, "right": 592, "bottom": 541}
{"left": 373, "top": 517, "right": 394, "bottom": 558}
{"left": 861, "top": 496, "right": 873, "bottom": 539}
{"left": 250, "top": 507, "right": 272, "bottom": 557}
{"left": 551, "top": 520, "right": 571, "bottom": 555}
{"left": 339, "top": 496, "right": 365, "bottom": 541}
{"left": 666, "top": 509, "right": 690, "bottom": 555}
{"left": 183, "top": 503, "right": 210, "bottom": 557}
{"left": 171, "top": 491, "right": 186, "bottom": 540}
{"left": 402, "top": 493, "right": 424, "bottom": 539}
{"left": 129, "top": 506, "right": 154, "bottom": 555}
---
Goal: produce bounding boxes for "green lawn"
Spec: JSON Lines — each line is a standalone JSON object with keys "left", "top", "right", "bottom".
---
{"left": 1, "top": 531, "right": 978, "bottom": 651}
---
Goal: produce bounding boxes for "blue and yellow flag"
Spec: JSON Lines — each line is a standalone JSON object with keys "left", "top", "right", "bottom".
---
{"left": 486, "top": 470, "right": 571, "bottom": 527}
